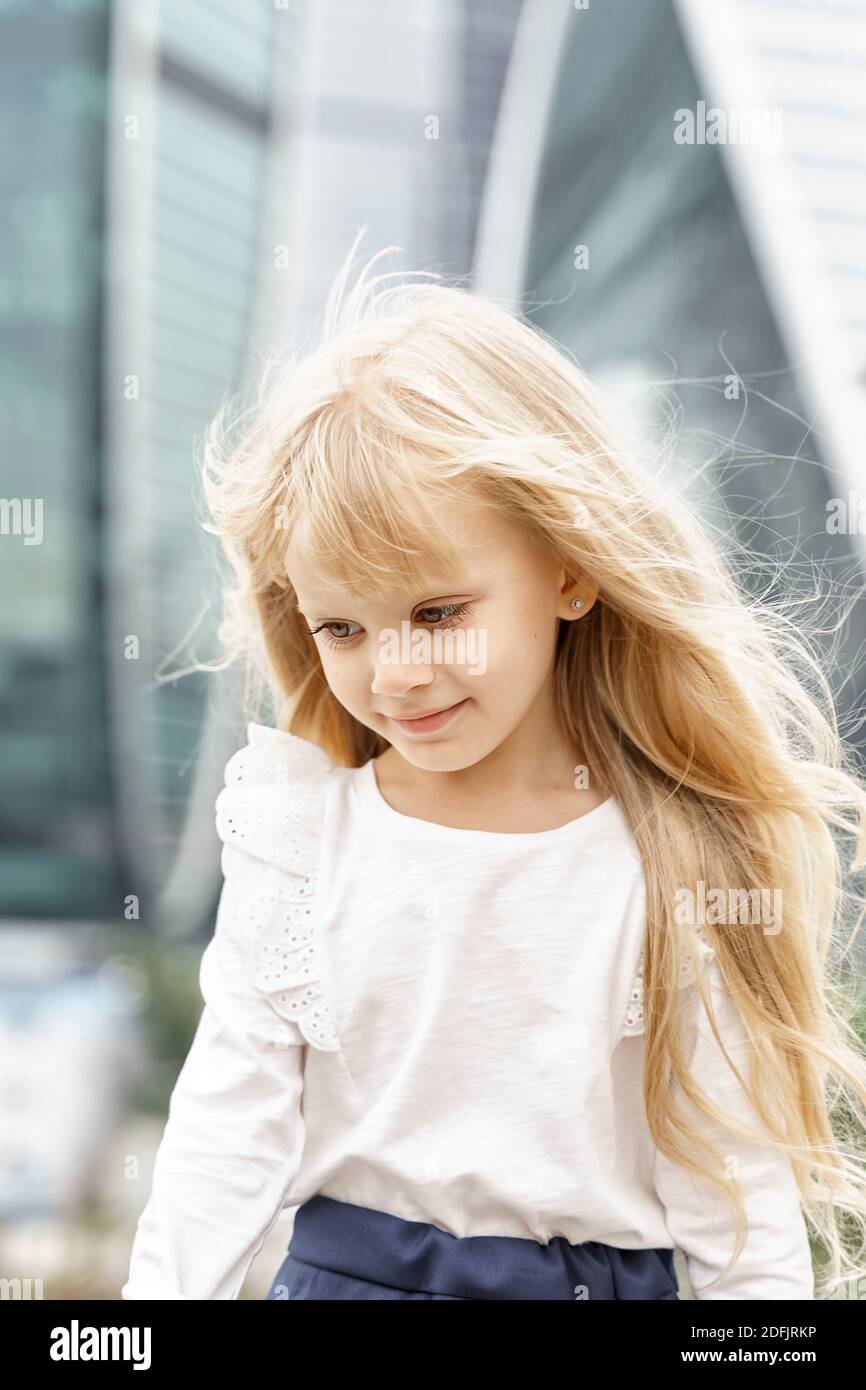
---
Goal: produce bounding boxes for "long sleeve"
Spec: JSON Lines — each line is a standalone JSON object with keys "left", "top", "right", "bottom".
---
{"left": 653, "top": 958, "right": 815, "bottom": 1300}
{"left": 121, "top": 861, "right": 308, "bottom": 1300}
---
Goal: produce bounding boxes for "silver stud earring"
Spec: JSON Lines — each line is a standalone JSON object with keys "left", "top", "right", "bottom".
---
{"left": 570, "top": 596, "right": 585, "bottom": 611}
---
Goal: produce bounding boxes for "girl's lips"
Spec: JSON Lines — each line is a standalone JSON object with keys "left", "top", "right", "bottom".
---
{"left": 390, "top": 698, "right": 469, "bottom": 734}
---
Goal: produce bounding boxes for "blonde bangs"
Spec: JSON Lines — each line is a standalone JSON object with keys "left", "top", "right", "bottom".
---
{"left": 279, "top": 392, "right": 473, "bottom": 599}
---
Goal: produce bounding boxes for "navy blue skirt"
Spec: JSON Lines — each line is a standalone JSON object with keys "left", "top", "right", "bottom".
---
{"left": 265, "top": 1194, "right": 680, "bottom": 1300}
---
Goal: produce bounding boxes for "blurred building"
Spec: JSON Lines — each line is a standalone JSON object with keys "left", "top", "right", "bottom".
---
{"left": 1, "top": 0, "right": 117, "bottom": 921}
{"left": 103, "top": 0, "right": 290, "bottom": 935}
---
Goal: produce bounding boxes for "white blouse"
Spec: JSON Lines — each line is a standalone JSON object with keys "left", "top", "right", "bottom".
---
{"left": 121, "top": 722, "right": 815, "bottom": 1300}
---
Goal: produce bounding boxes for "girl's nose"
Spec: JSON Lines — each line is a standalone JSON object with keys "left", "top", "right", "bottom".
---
{"left": 370, "top": 658, "right": 435, "bottom": 698}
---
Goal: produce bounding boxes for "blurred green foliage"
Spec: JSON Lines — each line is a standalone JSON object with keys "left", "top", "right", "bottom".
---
{"left": 108, "top": 924, "right": 208, "bottom": 1117}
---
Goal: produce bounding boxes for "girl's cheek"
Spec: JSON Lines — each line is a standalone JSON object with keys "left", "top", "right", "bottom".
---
{"left": 319, "top": 654, "right": 351, "bottom": 693}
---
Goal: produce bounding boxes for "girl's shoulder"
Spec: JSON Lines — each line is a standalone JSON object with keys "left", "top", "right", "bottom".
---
{"left": 213, "top": 722, "right": 340, "bottom": 1052}
{"left": 215, "top": 721, "right": 337, "bottom": 870}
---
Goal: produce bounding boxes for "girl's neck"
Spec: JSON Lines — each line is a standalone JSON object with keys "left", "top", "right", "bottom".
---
{"left": 373, "top": 707, "right": 605, "bottom": 834}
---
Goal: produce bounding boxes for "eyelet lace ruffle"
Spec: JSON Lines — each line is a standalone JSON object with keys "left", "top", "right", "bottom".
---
{"left": 621, "top": 922, "right": 717, "bottom": 1038}
{"left": 214, "top": 723, "right": 339, "bottom": 1053}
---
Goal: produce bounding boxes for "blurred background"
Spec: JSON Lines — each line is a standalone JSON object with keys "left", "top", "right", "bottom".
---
{"left": 2, "top": 0, "right": 866, "bottom": 1299}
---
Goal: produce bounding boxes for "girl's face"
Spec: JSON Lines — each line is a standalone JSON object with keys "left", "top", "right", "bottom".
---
{"left": 285, "top": 492, "right": 596, "bottom": 772}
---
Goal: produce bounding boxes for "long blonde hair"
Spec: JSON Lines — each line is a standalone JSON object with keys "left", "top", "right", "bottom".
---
{"left": 199, "top": 235, "right": 866, "bottom": 1297}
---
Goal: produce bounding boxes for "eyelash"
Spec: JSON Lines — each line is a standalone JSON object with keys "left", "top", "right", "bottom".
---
{"left": 308, "top": 602, "right": 475, "bottom": 650}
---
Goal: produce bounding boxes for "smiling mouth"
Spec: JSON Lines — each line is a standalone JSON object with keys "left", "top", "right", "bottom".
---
{"left": 392, "top": 701, "right": 462, "bottom": 721}
{"left": 386, "top": 698, "right": 469, "bottom": 732}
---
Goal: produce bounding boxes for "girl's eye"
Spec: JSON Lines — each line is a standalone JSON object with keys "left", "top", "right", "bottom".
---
{"left": 307, "top": 620, "right": 363, "bottom": 649}
{"left": 307, "top": 602, "right": 473, "bottom": 651}
{"left": 414, "top": 602, "right": 473, "bottom": 627}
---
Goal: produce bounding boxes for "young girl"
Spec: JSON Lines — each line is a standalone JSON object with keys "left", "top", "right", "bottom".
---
{"left": 122, "top": 239, "right": 866, "bottom": 1301}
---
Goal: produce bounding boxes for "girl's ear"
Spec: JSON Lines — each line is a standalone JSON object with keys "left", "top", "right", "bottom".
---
{"left": 558, "top": 571, "right": 599, "bottom": 620}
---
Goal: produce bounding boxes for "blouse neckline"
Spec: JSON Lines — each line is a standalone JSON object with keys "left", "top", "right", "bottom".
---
{"left": 352, "top": 755, "right": 622, "bottom": 847}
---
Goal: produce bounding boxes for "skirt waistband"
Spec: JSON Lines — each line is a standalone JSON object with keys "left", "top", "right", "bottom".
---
{"left": 284, "top": 1194, "right": 679, "bottom": 1300}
